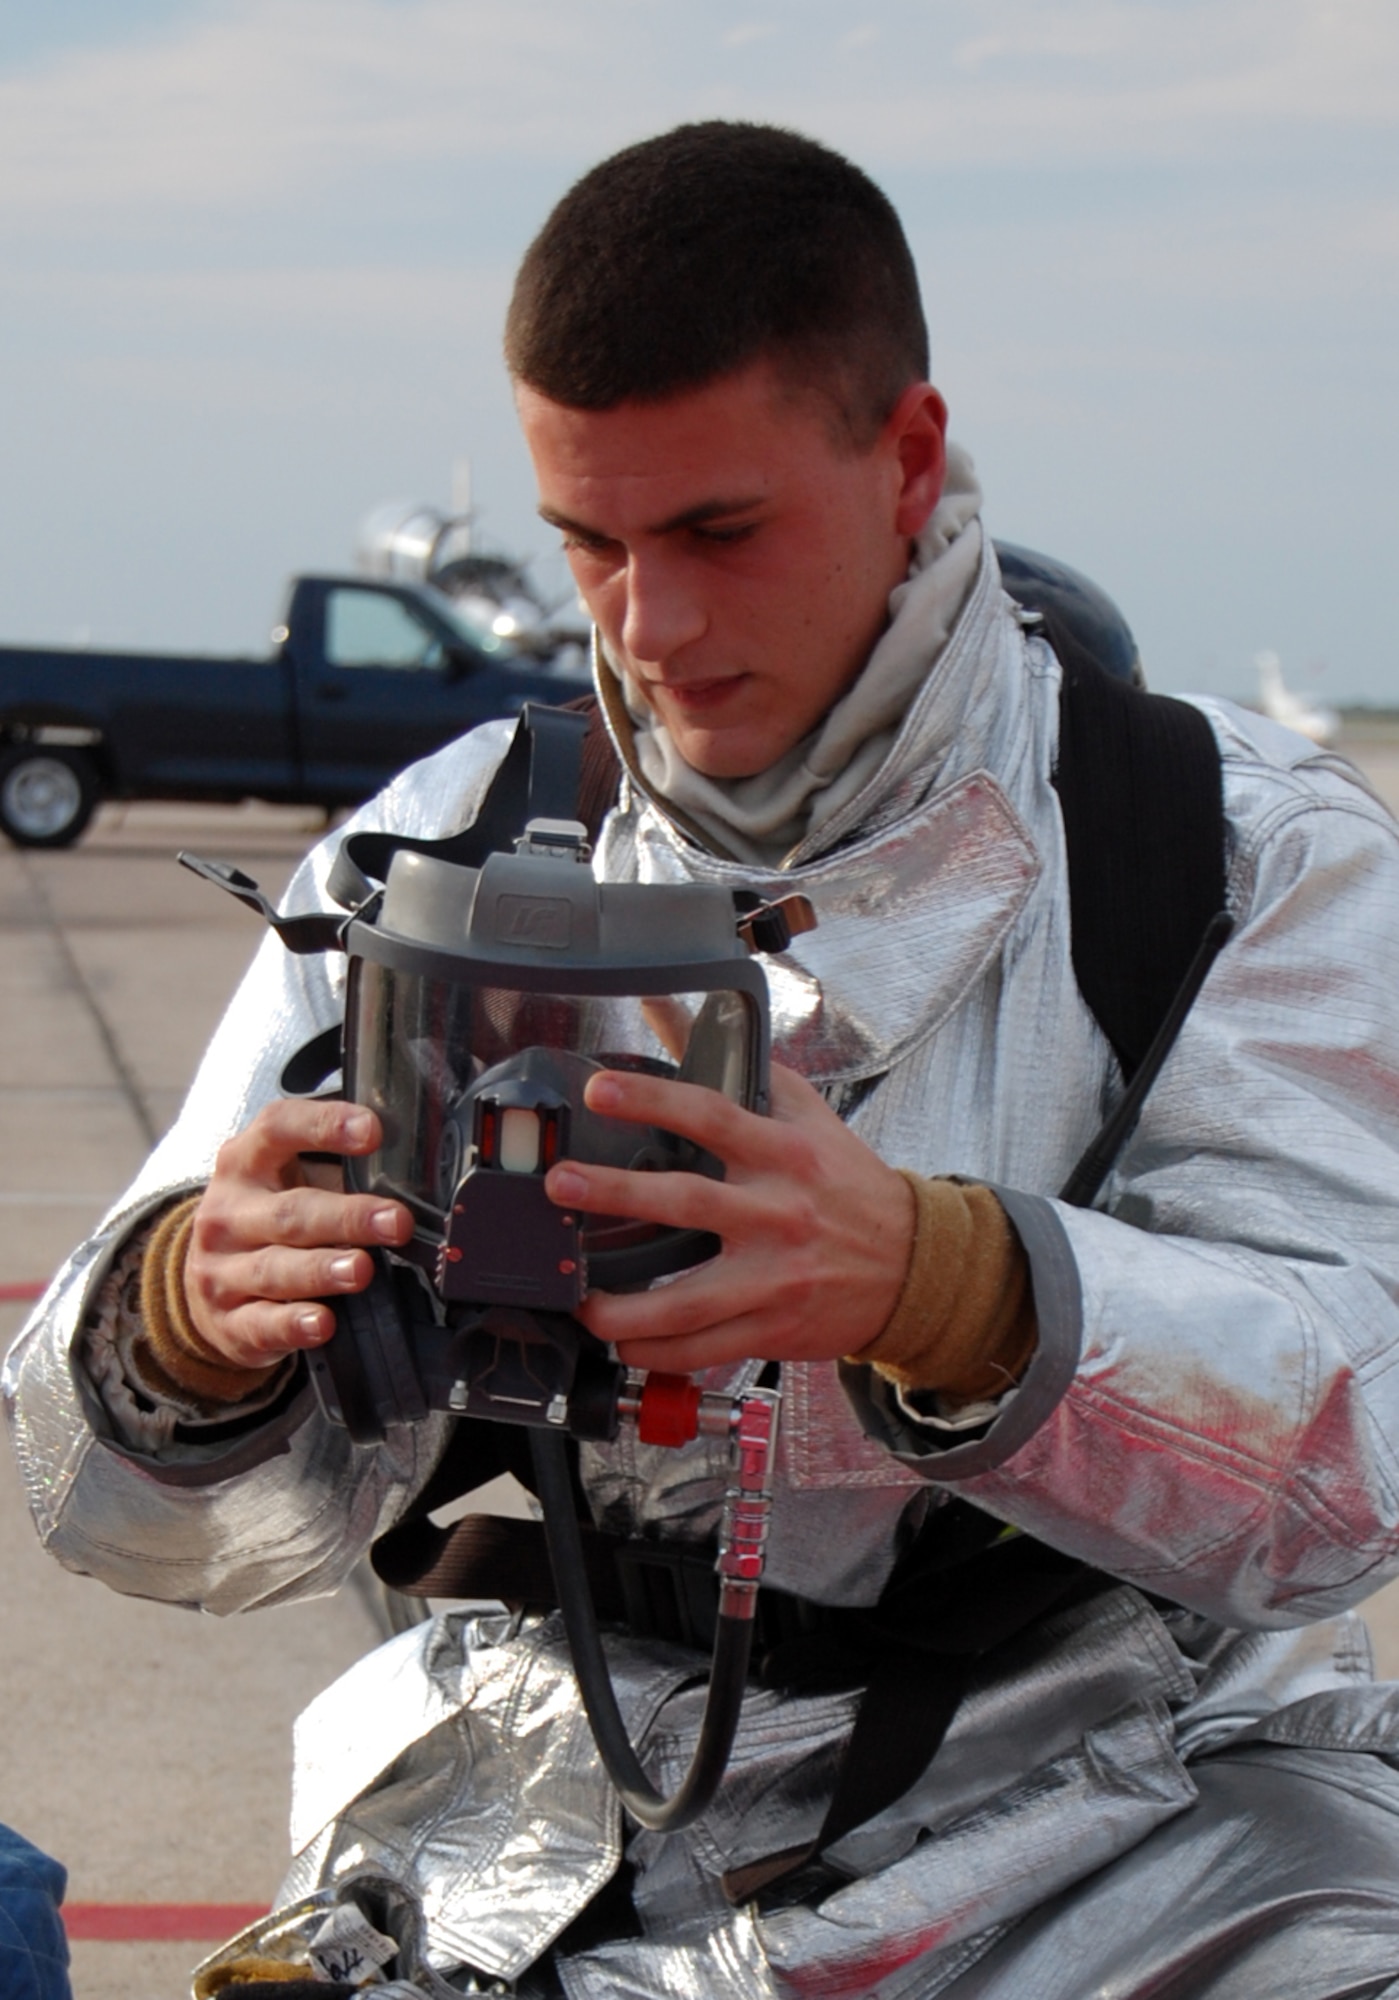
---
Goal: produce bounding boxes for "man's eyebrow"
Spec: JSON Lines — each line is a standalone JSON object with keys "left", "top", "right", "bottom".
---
{"left": 538, "top": 495, "right": 767, "bottom": 539}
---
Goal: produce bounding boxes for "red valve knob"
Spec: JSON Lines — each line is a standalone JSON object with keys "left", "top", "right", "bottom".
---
{"left": 636, "top": 1373, "right": 703, "bottom": 1448}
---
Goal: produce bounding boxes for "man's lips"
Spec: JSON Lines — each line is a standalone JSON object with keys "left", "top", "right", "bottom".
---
{"left": 645, "top": 672, "right": 747, "bottom": 714}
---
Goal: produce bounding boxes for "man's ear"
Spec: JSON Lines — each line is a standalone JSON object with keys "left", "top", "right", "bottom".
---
{"left": 885, "top": 383, "right": 949, "bottom": 538}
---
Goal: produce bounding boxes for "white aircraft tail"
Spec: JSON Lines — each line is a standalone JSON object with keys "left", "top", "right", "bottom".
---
{"left": 1254, "top": 650, "right": 1339, "bottom": 745}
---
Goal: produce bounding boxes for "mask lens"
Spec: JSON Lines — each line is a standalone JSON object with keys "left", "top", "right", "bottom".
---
{"left": 348, "top": 964, "right": 757, "bottom": 1237}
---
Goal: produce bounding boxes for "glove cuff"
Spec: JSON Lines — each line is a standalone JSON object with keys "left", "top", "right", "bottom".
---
{"left": 849, "top": 1172, "right": 1037, "bottom": 1402}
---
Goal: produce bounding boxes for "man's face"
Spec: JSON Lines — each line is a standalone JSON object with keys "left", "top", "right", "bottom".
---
{"left": 517, "top": 362, "right": 946, "bottom": 779}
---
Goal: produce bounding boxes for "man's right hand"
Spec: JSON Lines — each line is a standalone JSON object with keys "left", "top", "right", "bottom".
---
{"left": 183, "top": 1100, "right": 415, "bottom": 1370}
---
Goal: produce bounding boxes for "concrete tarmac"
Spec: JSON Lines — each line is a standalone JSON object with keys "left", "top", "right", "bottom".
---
{"left": 0, "top": 802, "right": 379, "bottom": 1999}
{"left": 4, "top": 743, "right": 1399, "bottom": 1997}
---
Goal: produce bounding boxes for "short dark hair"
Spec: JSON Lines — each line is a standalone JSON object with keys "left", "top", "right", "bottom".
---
{"left": 505, "top": 122, "right": 928, "bottom": 446}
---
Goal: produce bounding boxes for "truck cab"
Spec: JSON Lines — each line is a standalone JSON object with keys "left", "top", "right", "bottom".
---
{"left": 0, "top": 572, "right": 592, "bottom": 846}
{"left": 281, "top": 575, "right": 579, "bottom": 800}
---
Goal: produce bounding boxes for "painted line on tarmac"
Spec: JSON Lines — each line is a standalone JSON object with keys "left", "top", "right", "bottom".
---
{"left": 65, "top": 1903, "right": 267, "bottom": 1942}
{"left": 19, "top": 850, "right": 157, "bottom": 1148}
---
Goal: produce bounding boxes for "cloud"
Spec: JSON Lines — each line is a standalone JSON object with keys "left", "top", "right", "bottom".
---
{"left": 0, "top": 0, "right": 1396, "bottom": 240}
{"left": 813, "top": 0, "right": 1399, "bottom": 165}
{"left": 0, "top": 0, "right": 593, "bottom": 223}
{"left": 721, "top": 22, "right": 778, "bottom": 48}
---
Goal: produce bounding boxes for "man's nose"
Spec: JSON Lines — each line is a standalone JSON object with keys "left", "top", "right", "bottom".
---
{"left": 620, "top": 550, "right": 707, "bottom": 663}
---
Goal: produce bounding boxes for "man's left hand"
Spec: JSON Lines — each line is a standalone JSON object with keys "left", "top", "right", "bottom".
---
{"left": 544, "top": 1062, "right": 916, "bottom": 1373}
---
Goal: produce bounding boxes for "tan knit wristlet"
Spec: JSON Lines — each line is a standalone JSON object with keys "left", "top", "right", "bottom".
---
{"left": 848, "top": 1172, "right": 1037, "bottom": 1402}
{"left": 132, "top": 1194, "right": 283, "bottom": 1408}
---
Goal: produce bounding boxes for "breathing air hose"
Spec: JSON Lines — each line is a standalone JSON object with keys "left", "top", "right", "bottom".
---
{"left": 529, "top": 1376, "right": 776, "bottom": 1834}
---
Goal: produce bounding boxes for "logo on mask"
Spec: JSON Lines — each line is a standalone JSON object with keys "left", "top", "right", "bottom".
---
{"left": 494, "top": 895, "right": 572, "bottom": 948}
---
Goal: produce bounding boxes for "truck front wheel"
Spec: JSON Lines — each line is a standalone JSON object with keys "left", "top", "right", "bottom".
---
{"left": 0, "top": 747, "right": 100, "bottom": 848}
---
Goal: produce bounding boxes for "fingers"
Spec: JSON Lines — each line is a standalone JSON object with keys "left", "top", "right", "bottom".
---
{"left": 545, "top": 1062, "right": 826, "bottom": 1230}
{"left": 577, "top": 1066, "right": 786, "bottom": 1168}
{"left": 579, "top": 1218, "right": 856, "bottom": 1371}
{"left": 582, "top": 1057, "right": 827, "bottom": 1144}
{"left": 218, "top": 1097, "right": 382, "bottom": 1186}
{"left": 547, "top": 1055, "right": 912, "bottom": 1377}
{"left": 183, "top": 1098, "right": 414, "bottom": 1369}
{"left": 554, "top": 1056, "right": 914, "bottom": 1372}
{"left": 613, "top": 1319, "right": 778, "bottom": 1375}
{"left": 185, "top": 1200, "right": 413, "bottom": 1368}
{"left": 545, "top": 1154, "right": 770, "bottom": 1239}
{"left": 765, "top": 1057, "right": 829, "bottom": 1119}
{"left": 577, "top": 1211, "right": 827, "bottom": 1339}
{"left": 190, "top": 1232, "right": 385, "bottom": 1316}
{"left": 222, "top": 1302, "right": 339, "bottom": 1365}
{"left": 194, "top": 1182, "right": 410, "bottom": 1258}
{"left": 184, "top": 1242, "right": 379, "bottom": 1369}
{"left": 640, "top": 995, "right": 694, "bottom": 1063}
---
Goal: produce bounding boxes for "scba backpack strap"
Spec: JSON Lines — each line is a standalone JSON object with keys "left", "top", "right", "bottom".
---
{"left": 1044, "top": 612, "right": 1227, "bottom": 1084}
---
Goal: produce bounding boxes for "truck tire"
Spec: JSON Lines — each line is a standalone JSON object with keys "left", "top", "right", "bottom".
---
{"left": 0, "top": 746, "right": 100, "bottom": 848}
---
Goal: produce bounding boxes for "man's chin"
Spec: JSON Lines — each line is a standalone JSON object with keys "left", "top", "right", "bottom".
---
{"left": 666, "top": 721, "right": 776, "bottom": 781}
{"left": 642, "top": 684, "right": 793, "bottom": 779}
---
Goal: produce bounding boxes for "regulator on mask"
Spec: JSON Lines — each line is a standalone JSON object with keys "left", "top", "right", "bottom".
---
{"left": 178, "top": 703, "right": 816, "bottom": 1833}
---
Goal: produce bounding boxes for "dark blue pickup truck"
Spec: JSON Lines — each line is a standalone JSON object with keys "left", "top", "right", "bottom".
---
{"left": 0, "top": 573, "right": 591, "bottom": 847}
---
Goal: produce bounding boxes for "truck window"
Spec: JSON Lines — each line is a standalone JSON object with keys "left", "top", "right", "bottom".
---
{"left": 325, "top": 588, "right": 446, "bottom": 670}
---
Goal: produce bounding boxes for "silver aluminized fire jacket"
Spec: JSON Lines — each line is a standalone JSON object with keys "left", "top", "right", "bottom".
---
{"left": 10, "top": 538, "right": 1399, "bottom": 1997}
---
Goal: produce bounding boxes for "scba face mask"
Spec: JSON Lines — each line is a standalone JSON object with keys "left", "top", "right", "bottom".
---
{"left": 342, "top": 827, "right": 775, "bottom": 1313}
{"left": 180, "top": 706, "right": 813, "bottom": 1438}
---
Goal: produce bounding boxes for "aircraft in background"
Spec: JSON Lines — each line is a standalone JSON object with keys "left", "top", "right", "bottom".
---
{"left": 355, "top": 498, "right": 590, "bottom": 671}
{"left": 1254, "top": 650, "right": 1340, "bottom": 746}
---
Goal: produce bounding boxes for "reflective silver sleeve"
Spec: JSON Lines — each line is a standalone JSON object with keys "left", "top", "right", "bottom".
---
{"left": 848, "top": 759, "right": 1399, "bottom": 1632}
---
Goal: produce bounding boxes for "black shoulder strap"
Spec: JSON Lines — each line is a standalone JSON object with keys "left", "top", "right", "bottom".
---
{"left": 1045, "top": 614, "right": 1227, "bottom": 1082}
{"left": 562, "top": 691, "right": 627, "bottom": 845}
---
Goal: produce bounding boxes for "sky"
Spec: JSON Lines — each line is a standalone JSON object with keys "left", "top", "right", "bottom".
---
{"left": 1, "top": 0, "right": 1396, "bottom": 702}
